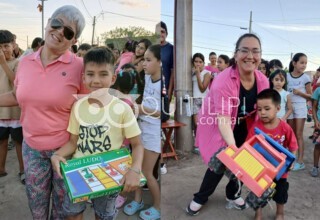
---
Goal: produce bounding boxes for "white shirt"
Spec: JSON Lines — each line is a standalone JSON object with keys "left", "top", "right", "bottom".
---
{"left": 192, "top": 69, "right": 211, "bottom": 98}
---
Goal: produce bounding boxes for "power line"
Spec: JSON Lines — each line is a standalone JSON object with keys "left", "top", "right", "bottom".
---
{"left": 162, "top": 13, "right": 248, "bottom": 30}
{"left": 102, "top": 10, "right": 158, "bottom": 22}
{"left": 80, "top": 0, "right": 92, "bottom": 18}
{"left": 98, "top": 0, "right": 103, "bottom": 11}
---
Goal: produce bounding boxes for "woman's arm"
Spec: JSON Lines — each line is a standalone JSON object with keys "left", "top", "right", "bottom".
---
{"left": 217, "top": 115, "right": 236, "bottom": 146}
{"left": 282, "top": 94, "right": 293, "bottom": 121}
{"left": 50, "top": 134, "right": 78, "bottom": 178}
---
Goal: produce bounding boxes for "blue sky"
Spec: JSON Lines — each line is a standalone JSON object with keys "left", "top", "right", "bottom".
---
{"left": 162, "top": 0, "right": 320, "bottom": 71}
{"left": 1, "top": 0, "right": 159, "bottom": 49}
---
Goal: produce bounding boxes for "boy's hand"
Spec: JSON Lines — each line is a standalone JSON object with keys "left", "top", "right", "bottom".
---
{"left": 0, "top": 50, "right": 6, "bottom": 65}
{"left": 120, "top": 168, "right": 141, "bottom": 192}
{"left": 50, "top": 154, "right": 67, "bottom": 179}
{"left": 292, "top": 89, "right": 301, "bottom": 96}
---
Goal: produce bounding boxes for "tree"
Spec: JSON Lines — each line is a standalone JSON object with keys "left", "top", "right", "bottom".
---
{"left": 100, "top": 26, "right": 158, "bottom": 50}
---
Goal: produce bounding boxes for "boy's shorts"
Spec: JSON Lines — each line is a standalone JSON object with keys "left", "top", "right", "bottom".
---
{"left": 272, "top": 178, "right": 289, "bottom": 204}
{"left": 287, "top": 103, "right": 307, "bottom": 119}
{"left": 0, "top": 126, "right": 23, "bottom": 143}
{"left": 63, "top": 192, "right": 119, "bottom": 219}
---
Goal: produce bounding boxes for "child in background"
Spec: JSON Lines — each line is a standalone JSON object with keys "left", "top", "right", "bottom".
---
{"left": 132, "top": 39, "right": 152, "bottom": 66}
{"left": 124, "top": 44, "right": 161, "bottom": 220}
{"left": 192, "top": 53, "right": 211, "bottom": 155}
{"left": 269, "top": 59, "right": 283, "bottom": 74}
{"left": 50, "top": 47, "right": 144, "bottom": 219}
{"left": 0, "top": 30, "right": 24, "bottom": 184}
{"left": 310, "top": 87, "right": 320, "bottom": 177}
{"left": 120, "top": 63, "right": 141, "bottom": 100}
{"left": 269, "top": 70, "right": 293, "bottom": 121}
{"left": 258, "top": 59, "right": 270, "bottom": 77}
{"left": 76, "top": 43, "right": 91, "bottom": 57}
{"left": 286, "top": 53, "right": 312, "bottom": 171}
{"left": 134, "top": 58, "right": 146, "bottom": 104}
{"left": 205, "top": 51, "right": 219, "bottom": 73}
{"left": 246, "top": 89, "right": 298, "bottom": 220}
{"left": 115, "top": 40, "right": 137, "bottom": 74}
{"left": 112, "top": 70, "right": 137, "bottom": 208}
{"left": 217, "top": 54, "right": 230, "bottom": 73}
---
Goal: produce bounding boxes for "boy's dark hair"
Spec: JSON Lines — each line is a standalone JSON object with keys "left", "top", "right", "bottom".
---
{"left": 78, "top": 43, "right": 91, "bottom": 51}
{"left": 269, "top": 69, "right": 287, "bottom": 90}
{"left": 160, "top": 21, "right": 168, "bottom": 35}
{"left": 257, "top": 89, "right": 281, "bottom": 106}
{"left": 84, "top": 46, "right": 115, "bottom": 67}
{"left": 0, "top": 30, "right": 14, "bottom": 44}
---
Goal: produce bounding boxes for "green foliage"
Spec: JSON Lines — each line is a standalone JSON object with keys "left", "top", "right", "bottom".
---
{"left": 100, "top": 26, "right": 159, "bottom": 50}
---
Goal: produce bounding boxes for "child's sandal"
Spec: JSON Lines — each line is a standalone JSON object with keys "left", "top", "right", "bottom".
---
{"left": 19, "top": 172, "right": 25, "bottom": 185}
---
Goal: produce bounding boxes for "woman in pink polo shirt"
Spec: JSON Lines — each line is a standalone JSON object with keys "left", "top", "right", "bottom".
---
{"left": 0, "top": 5, "right": 86, "bottom": 219}
{"left": 186, "top": 33, "right": 269, "bottom": 216}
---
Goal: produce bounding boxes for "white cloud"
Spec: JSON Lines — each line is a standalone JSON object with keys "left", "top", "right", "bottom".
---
{"left": 258, "top": 23, "right": 320, "bottom": 32}
{"left": 108, "top": 0, "right": 150, "bottom": 8}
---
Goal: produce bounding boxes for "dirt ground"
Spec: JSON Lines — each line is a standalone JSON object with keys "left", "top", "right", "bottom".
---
{"left": 161, "top": 121, "right": 320, "bottom": 220}
{"left": 0, "top": 122, "right": 320, "bottom": 219}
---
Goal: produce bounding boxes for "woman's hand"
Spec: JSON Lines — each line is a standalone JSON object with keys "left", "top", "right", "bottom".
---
{"left": 50, "top": 154, "right": 67, "bottom": 179}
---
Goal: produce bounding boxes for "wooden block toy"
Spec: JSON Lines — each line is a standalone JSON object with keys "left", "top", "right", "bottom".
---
{"left": 254, "top": 128, "right": 296, "bottom": 180}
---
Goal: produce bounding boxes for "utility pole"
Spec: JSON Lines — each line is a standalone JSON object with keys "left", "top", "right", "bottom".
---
{"left": 175, "top": 0, "right": 193, "bottom": 152}
{"left": 92, "top": 16, "right": 96, "bottom": 45}
{"left": 38, "top": 0, "right": 47, "bottom": 39}
{"left": 249, "top": 11, "right": 252, "bottom": 33}
{"left": 27, "top": 36, "right": 29, "bottom": 48}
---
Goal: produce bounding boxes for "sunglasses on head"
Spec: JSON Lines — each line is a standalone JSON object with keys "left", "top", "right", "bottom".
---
{"left": 50, "top": 18, "right": 75, "bottom": 40}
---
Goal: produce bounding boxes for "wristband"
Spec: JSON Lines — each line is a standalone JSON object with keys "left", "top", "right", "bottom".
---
{"left": 128, "top": 167, "right": 141, "bottom": 175}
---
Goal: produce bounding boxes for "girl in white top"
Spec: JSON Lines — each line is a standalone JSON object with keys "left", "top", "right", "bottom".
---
{"left": 269, "top": 69, "right": 293, "bottom": 120}
{"left": 124, "top": 45, "right": 161, "bottom": 220}
{"left": 192, "top": 53, "right": 211, "bottom": 153}
{"left": 286, "top": 53, "right": 312, "bottom": 171}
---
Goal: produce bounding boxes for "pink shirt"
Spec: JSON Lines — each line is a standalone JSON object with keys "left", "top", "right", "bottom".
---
{"left": 196, "top": 66, "right": 269, "bottom": 165}
{"left": 115, "top": 52, "right": 134, "bottom": 74}
{"left": 15, "top": 48, "right": 85, "bottom": 150}
{"left": 205, "top": 65, "right": 219, "bottom": 73}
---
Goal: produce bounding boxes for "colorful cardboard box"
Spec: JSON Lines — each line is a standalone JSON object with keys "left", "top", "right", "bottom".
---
{"left": 61, "top": 148, "right": 146, "bottom": 203}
